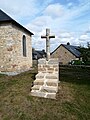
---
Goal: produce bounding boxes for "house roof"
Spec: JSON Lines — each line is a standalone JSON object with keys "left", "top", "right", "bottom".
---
{"left": 32, "top": 50, "right": 46, "bottom": 59}
{"left": 51, "top": 44, "right": 81, "bottom": 58}
{"left": 0, "top": 9, "right": 34, "bottom": 35}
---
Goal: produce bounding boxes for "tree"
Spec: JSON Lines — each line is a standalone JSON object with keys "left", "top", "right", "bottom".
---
{"left": 79, "top": 46, "right": 90, "bottom": 65}
{"left": 87, "top": 42, "right": 90, "bottom": 49}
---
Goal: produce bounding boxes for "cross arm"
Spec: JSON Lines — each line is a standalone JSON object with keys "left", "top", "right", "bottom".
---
{"left": 49, "top": 35, "right": 55, "bottom": 38}
{"left": 41, "top": 36, "right": 47, "bottom": 38}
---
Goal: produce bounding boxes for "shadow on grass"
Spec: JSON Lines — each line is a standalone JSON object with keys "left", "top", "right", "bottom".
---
{"left": 31, "top": 72, "right": 37, "bottom": 80}
{"left": 60, "top": 66, "right": 90, "bottom": 86}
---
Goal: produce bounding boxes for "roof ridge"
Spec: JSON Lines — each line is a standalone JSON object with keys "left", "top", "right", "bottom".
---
{"left": 0, "top": 9, "right": 34, "bottom": 35}
{"left": 62, "top": 44, "right": 79, "bottom": 47}
{"left": 51, "top": 44, "right": 81, "bottom": 57}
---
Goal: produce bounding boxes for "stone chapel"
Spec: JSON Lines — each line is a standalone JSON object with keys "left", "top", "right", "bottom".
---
{"left": 0, "top": 9, "right": 34, "bottom": 75}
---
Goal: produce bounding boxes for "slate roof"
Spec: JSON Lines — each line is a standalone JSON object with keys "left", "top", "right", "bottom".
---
{"left": 0, "top": 9, "right": 34, "bottom": 35}
{"left": 0, "top": 9, "right": 13, "bottom": 21}
{"left": 63, "top": 44, "right": 81, "bottom": 57}
{"left": 51, "top": 44, "right": 81, "bottom": 58}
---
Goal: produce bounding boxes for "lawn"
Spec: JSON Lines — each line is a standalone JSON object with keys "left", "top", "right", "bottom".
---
{"left": 0, "top": 66, "right": 90, "bottom": 120}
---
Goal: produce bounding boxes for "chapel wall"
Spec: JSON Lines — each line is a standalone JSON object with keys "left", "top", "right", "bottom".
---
{"left": 0, "top": 23, "right": 32, "bottom": 73}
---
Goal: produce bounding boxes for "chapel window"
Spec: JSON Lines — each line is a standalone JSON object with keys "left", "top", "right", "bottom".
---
{"left": 22, "top": 35, "right": 27, "bottom": 57}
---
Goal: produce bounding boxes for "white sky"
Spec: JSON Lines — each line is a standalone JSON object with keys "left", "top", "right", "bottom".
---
{"left": 0, "top": 0, "right": 90, "bottom": 51}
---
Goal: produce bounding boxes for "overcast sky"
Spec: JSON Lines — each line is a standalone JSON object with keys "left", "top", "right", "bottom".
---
{"left": 0, "top": 0, "right": 90, "bottom": 51}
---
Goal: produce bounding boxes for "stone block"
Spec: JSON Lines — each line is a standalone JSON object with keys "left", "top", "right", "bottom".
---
{"left": 46, "top": 93, "right": 56, "bottom": 99}
{"left": 31, "top": 85, "right": 42, "bottom": 90}
{"left": 31, "top": 90, "right": 46, "bottom": 98}
{"left": 31, "top": 85, "right": 58, "bottom": 93}
{"left": 55, "top": 68, "right": 58, "bottom": 71}
{"left": 47, "top": 71, "right": 53, "bottom": 73}
{"left": 47, "top": 67, "right": 54, "bottom": 71}
{"left": 41, "top": 86, "right": 58, "bottom": 93}
{"left": 34, "top": 79, "right": 44, "bottom": 85}
{"left": 46, "top": 74, "right": 58, "bottom": 79}
{"left": 36, "top": 73, "right": 45, "bottom": 79}
{"left": 53, "top": 65, "right": 58, "bottom": 67}
{"left": 48, "top": 59, "right": 59, "bottom": 65}
{"left": 38, "top": 59, "right": 46, "bottom": 64}
{"left": 38, "top": 67, "right": 46, "bottom": 72}
{"left": 31, "top": 90, "right": 56, "bottom": 99}
{"left": 46, "top": 80, "right": 58, "bottom": 86}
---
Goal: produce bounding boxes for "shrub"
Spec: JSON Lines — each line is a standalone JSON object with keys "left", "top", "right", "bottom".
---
{"left": 69, "top": 60, "right": 85, "bottom": 65}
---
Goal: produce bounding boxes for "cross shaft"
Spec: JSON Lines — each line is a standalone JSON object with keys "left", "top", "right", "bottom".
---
{"left": 41, "top": 28, "right": 55, "bottom": 61}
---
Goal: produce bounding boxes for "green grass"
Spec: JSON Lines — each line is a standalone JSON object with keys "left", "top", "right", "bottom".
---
{"left": 0, "top": 66, "right": 90, "bottom": 120}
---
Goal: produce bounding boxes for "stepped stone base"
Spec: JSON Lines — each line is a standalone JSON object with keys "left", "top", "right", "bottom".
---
{"left": 31, "top": 58, "right": 59, "bottom": 99}
{"left": 31, "top": 90, "right": 56, "bottom": 99}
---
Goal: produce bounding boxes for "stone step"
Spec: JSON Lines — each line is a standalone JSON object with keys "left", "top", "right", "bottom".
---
{"left": 31, "top": 85, "right": 58, "bottom": 93}
{"left": 45, "top": 74, "right": 58, "bottom": 79}
{"left": 36, "top": 73, "right": 45, "bottom": 79}
{"left": 34, "top": 79, "right": 44, "bottom": 85}
{"left": 31, "top": 90, "right": 56, "bottom": 99}
{"left": 31, "top": 85, "right": 42, "bottom": 90}
{"left": 46, "top": 79, "right": 58, "bottom": 86}
{"left": 34, "top": 79, "right": 58, "bottom": 86}
{"left": 36, "top": 73, "right": 58, "bottom": 80}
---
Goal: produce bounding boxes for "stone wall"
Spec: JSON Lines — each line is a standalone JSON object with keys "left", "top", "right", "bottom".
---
{"left": 51, "top": 45, "right": 78, "bottom": 64}
{"left": 0, "top": 23, "right": 32, "bottom": 74}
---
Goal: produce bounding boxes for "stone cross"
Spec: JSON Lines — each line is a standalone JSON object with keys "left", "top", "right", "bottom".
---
{"left": 41, "top": 28, "right": 55, "bottom": 61}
